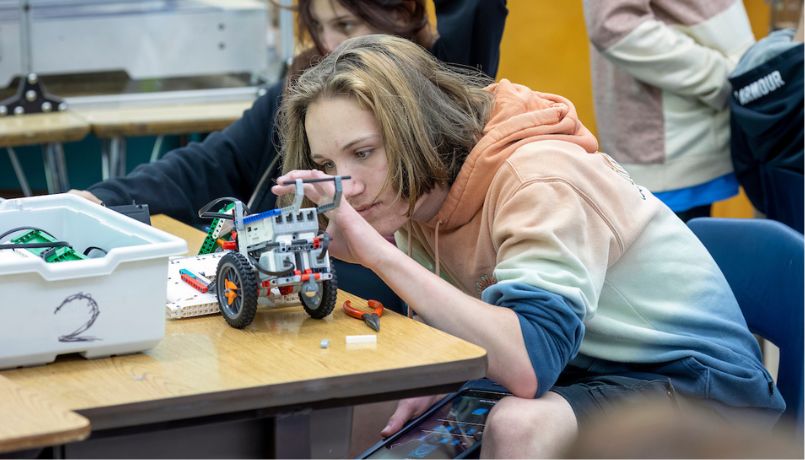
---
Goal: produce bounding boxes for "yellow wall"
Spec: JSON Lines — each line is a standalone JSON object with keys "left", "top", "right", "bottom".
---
{"left": 497, "top": 1, "right": 597, "bottom": 134}
{"left": 494, "top": 0, "right": 771, "bottom": 218}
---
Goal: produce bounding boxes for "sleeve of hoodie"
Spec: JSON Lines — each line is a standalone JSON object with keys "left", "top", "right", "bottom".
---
{"left": 484, "top": 163, "right": 620, "bottom": 397}
{"left": 431, "top": 0, "right": 508, "bottom": 78}
{"left": 582, "top": 0, "right": 754, "bottom": 109}
{"left": 87, "top": 80, "right": 284, "bottom": 225}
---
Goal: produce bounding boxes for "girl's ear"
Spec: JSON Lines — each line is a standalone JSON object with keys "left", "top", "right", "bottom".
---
{"left": 393, "top": 1, "right": 437, "bottom": 48}
{"left": 413, "top": 24, "right": 437, "bottom": 49}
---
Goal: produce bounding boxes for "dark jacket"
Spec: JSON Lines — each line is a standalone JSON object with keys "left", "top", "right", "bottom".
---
{"left": 729, "top": 44, "right": 803, "bottom": 232}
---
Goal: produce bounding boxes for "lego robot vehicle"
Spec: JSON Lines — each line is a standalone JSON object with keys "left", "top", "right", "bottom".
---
{"left": 198, "top": 176, "right": 348, "bottom": 329}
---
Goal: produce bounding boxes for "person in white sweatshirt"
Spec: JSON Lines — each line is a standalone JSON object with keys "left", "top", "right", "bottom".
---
{"left": 583, "top": 0, "right": 756, "bottom": 221}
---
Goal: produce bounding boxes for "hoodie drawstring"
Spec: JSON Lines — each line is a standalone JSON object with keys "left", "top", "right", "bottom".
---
{"left": 404, "top": 221, "right": 442, "bottom": 319}
{"left": 434, "top": 220, "right": 442, "bottom": 284}
{"left": 406, "top": 223, "right": 413, "bottom": 318}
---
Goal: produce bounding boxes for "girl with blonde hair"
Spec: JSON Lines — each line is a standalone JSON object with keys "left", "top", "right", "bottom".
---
{"left": 274, "top": 34, "right": 784, "bottom": 457}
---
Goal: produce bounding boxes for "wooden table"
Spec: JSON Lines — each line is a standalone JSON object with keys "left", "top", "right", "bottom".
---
{"left": 0, "top": 216, "right": 487, "bottom": 458}
{"left": 77, "top": 101, "right": 253, "bottom": 139}
{"left": 75, "top": 100, "right": 253, "bottom": 179}
{"left": 0, "top": 112, "right": 90, "bottom": 195}
{"left": 0, "top": 376, "right": 89, "bottom": 454}
{"left": 0, "top": 100, "right": 251, "bottom": 195}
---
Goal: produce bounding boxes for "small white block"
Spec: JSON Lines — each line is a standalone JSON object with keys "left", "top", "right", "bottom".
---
{"left": 320, "top": 339, "right": 330, "bottom": 349}
{"left": 346, "top": 334, "right": 377, "bottom": 345}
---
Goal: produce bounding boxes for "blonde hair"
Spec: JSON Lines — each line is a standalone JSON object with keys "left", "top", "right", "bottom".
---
{"left": 279, "top": 34, "right": 493, "bottom": 214}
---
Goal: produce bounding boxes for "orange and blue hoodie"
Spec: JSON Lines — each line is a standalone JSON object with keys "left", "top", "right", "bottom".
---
{"left": 396, "top": 80, "right": 784, "bottom": 415}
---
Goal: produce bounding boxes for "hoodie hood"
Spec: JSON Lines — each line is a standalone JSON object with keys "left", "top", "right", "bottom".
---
{"left": 427, "top": 79, "right": 599, "bottom": 231}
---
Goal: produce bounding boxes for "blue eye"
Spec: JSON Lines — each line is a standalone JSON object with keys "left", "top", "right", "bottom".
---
{"left": 356, "top": 149, "right": 372, "bottom": 159}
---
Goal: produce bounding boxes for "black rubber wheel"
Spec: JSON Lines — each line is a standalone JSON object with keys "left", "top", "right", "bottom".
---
{"left": 216, "top": 251, "right": 258, "bottom": 329}
{"left": 299, "top": 260, "right": 337, "bottom": 319}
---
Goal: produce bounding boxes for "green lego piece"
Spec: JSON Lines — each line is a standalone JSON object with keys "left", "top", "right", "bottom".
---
{"left": 11, "top": 230, "right": 86, "bottom": 263}
{"left": 41, "top": 246, "right": 85, "bottom": 263}
{"left": 198, "top": 203, "right": 235, "bottom": 255}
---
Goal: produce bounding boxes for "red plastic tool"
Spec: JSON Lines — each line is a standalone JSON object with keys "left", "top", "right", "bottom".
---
{"left": 342, "top": 299, "right": 384, "bottom": 332}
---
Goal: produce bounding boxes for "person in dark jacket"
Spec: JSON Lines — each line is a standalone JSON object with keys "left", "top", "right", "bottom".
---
{"left": 729, "top": 24, "right": 803, "bottom": 232}
{"left": 70, "top": 0, "right": 508, "bottom": 309}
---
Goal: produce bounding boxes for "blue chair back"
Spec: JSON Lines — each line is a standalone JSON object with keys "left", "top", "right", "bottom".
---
{"left": 688, "top": 218, "right": 803, "bottom": 430}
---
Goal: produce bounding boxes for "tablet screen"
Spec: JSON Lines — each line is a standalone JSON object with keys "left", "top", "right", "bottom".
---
{"left": 366, "top": 390, "right": 505, "bottom": 459}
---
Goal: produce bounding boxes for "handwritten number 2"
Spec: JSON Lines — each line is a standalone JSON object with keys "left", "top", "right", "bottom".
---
{"left": 53, "top": 292, "right": 100, "bottom": 342}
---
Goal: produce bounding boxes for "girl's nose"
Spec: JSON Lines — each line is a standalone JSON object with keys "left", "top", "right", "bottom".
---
{"left": 341, "top": 174, "right": 363, "bottom": 198}
{"left": 320, "top": 29, "right": 341, "bottom": 54}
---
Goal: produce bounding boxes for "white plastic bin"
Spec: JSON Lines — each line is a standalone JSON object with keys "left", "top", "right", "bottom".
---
{"left": 0, "top": 193, "right": 187, "bottom": 369}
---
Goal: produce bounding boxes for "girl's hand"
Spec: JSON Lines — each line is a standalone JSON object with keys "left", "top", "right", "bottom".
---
{"left": 271, "top": 169, "right": 339, "bottom": 208}
{"left": 68, "top": 189, "right": 103, "bottom": 205}
{"left": 380, "top": 394, "right": 444, "bottom": 437}
{"left": 271, "top": 170, "right": 393, "bottom": 268}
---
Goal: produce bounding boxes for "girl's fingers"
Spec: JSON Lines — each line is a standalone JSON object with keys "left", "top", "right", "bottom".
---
{"left": 271, "top": 170, "right": 327, "bottom": 195}
{"left": 380, "top": 395, "right": 442, "bottom": 437}
{"left": 278, "top": 169, "right": 327, "bottom": 183}
{"left": 271, "top": 170, "right": 345, "bottom": 208}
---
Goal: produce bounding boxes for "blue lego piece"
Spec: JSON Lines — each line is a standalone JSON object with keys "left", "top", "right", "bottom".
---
{"left": 242, "top": 208, "right": 282, "bottom": 225}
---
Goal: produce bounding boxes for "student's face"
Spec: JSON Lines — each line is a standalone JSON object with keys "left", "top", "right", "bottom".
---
{"left": 309, "top": 0, "right": 377, "bottom": 54}
{"left": 305, "top": 96, "right": 410, "bottom": 237}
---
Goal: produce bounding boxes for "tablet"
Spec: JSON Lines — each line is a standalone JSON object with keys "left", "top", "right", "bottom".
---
{"left": 360, "top": 389, "right": 508, "bottom": 459}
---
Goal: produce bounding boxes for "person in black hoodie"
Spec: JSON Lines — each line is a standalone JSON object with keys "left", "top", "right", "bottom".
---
{"left": 728, "top": 16, "right": 803, "bottom": 232}
{"left": 70, "top": 0, "right": 507, "bottom": 310}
